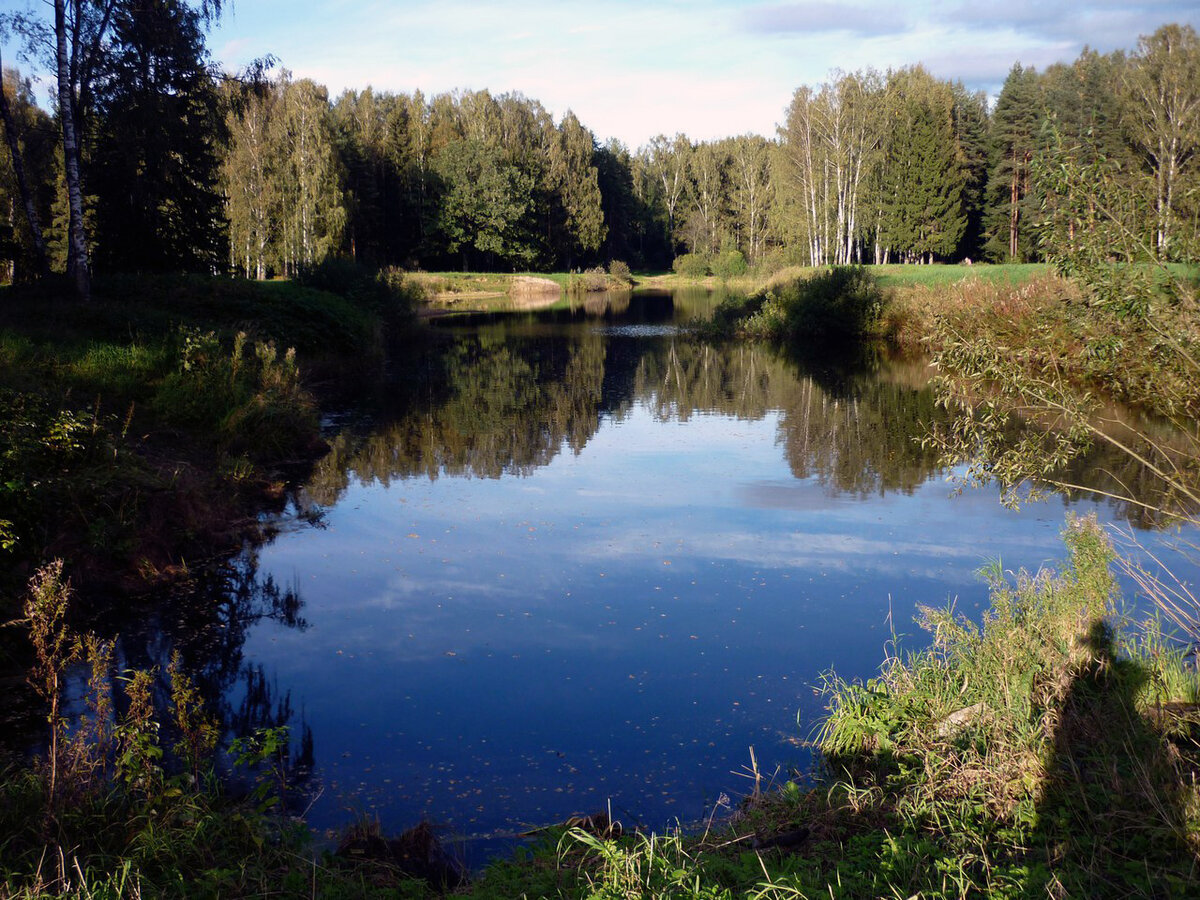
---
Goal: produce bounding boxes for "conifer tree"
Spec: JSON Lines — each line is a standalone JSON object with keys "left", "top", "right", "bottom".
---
{"left": 985, "top": 63, "right": 1043, "bottom": 260}
{"left": 91, "top": 0, "right": 225, "bottom": 273}
{"left": 877, "top": 71, "right": 966, "bottom": 262}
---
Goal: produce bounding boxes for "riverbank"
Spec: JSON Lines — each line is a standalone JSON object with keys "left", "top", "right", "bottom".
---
{"left": 0, "top": 265, "right": 416, "bottom": 603}
{"left": 4, "top": 264, "right": 1200, "bottom": 898}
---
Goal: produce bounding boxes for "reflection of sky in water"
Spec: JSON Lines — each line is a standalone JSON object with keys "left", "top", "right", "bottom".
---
{"left": 244, "top": 399, "right": 1195, "bottom": 861}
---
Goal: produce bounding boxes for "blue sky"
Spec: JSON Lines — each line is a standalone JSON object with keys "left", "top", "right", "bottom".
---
{"left": 5, "top": 1, "right": 1198, "bottom": 149}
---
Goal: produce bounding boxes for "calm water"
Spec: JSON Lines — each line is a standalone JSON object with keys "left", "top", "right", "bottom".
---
{"left": 141, "top": 291, "right": 1200, "bottom": 861}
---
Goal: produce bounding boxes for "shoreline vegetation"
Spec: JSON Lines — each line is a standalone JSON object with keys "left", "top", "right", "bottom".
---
{"left": 2, "top": 0, "right": 1197, "bottom": 890}
{"left": 3, "top": 259, "right": 1200, "bottom": 897}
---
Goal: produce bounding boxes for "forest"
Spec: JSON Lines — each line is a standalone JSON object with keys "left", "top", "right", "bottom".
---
{"left": 1, "top": 3, "right": 1198, "bottom": 287}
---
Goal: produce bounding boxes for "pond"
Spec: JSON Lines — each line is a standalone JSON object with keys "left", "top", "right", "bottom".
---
{"left": 128, "top": 289, "right": 1200, "bottom": 863}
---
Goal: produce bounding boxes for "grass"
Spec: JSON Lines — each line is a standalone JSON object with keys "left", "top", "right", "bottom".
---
{"left": 0, "top": 266, "right": 413, "bottom": 599}
{"left": 872, "top": 261, "right": 1050, "bottom": 288}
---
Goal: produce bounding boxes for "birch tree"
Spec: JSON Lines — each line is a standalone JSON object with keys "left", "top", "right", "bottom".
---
{"left": 223, "top": 83, "right": 277, "bottom": 278}
{"left": 728, "top": 134, "right": 773, "bottom": 263}
{"left": 272, "top": 76, "right": 345, "bottom": 274}
{"left": 778, "top": 70, "right": 886, "bottom": 265}
{"left": 1122, "top": 24, "right": 1200, "bottom": 260}
{"left": 643, "top": 133, "right": 691, "bottom": 253}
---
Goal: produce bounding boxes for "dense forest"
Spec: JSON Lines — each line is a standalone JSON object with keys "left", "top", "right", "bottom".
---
{"left": 1, "top": 3, "right": 1197, "bottom": 286}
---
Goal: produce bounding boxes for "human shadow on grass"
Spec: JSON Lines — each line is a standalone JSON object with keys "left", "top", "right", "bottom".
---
{"left": 1028, "top": 619, "right": 1200, "bottom": 898}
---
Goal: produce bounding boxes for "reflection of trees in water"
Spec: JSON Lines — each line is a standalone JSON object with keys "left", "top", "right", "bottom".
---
{"left": 96, "top": 552, "right": 314, "bottom": 788}
{"left": 779, "top": 376, "right": 946, "bottom": 497}
{"left": 1055, "top": 408, "right": 1200, "bottom": 530}
{"left": 305, "top": 331, "right": 608, "bottom": 504}
{"left": 304, "top": 328, "right": 1199, "bottom": 520}
{"left": 635, "top": 340, "right": 949, "bottom": 497}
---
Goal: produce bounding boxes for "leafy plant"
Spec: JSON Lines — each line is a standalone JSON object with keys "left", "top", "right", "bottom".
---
{"left": 673, "top": 252, "right": 711, "bottom": 278}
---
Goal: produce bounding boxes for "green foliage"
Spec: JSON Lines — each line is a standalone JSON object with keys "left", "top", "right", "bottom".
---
{"left": 607, "top": 259, "right": 633, "bottom": 283}
{"left": 0, "top": 391, "right": 109, "bottom": 559}
{"left": 90, "top": 0, "right": 226, "bottom": 274}
{"left": 877, "top": 68, "right": 968, "bottom": 262}
{"left": 3, "top": 567, "right": 421, "bottom": 899}
{"left": 432, "top": 138, "right": 538, "bottom": 269}
{"left": 0, "top": 272, "right": 387, "bottom": 587}
{"left": 673, "top": 252, "right": 710, "bottom": 278}
{"left": 153, "top": 326, "right": 316, "bottom": 460}
{"left": 566, "top": 827, "right": 733, "bottom": 900}
{"left": 296, "top": 256, "right": 419, "bottom": 324}
{"left": 745, "top": 267, "right": 887, "bottom": 344}
{"left": 712, "top": 249, "right": 748, "bottom": 279}
{"left": 800, "top": 517, "right": 1200, "bottom": 898}
{"left": 926, "top": 143, "right": 1200, "bottom": 518}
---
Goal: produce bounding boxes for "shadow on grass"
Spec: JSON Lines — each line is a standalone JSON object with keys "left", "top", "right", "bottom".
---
{"left": 1030, "top": 619, "right": 1200, "bottom": 897}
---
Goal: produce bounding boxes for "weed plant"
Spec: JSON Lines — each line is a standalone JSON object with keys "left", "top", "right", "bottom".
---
{"left": 0, "top": 269, "right": 408, "bottom": 593}
{"left": 2, "top": 562, "right": 443, "bottom": 899}
{"left": 152, "top": 328, "right": 317, "bottom": 461}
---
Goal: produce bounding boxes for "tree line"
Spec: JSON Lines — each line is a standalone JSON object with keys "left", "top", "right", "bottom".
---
{"left": 1, "top": 3, "right": 1197, "bottom": 292}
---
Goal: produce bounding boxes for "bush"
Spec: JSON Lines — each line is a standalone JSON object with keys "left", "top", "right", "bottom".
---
{"left": 583, "top": 266, "right": 609, "bottom": 292}
{"left": 152, "top": 328, "right": 317, "bottom": 461}
{"left": 712, "top": 249, "right": 748, "bottom": 279}
{"left": 701, "top": 267, "right": 887, "bottom": 344}
{"left": 770, "top": 266, "right": 886, "bottom": 342}
{"left": 671, "top": 253, "right": 710, "bottom": 279}
{"left": 296, "top": 257, "right": 417, "bottom": 324}
{"left": 608, "top": 259, "right": 633, "bottom": 284}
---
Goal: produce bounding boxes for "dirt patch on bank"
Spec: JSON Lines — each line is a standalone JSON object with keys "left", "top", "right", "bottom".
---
{"left": 509, "top": 276, "right": 561, "bottom": 296}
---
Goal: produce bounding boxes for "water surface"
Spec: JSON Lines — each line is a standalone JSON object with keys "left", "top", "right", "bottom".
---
{"left": 188, "top": 290, "right": 1200, "bottom": 860}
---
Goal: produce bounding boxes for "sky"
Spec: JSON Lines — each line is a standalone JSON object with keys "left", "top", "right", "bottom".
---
{"left": 5, "top": 1, "right": 1199, "bottom": 149}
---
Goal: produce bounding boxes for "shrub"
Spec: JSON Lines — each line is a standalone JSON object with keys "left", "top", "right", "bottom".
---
{"left": 583, "top": 266, "right": 609, "bottom": 292}
{"left": 672, "top": 252, "right": 710, "bottom": 279}
{"left": 153, "top": 328, "right": 317, "bottom": 461}
{"left": 608, "top": 259, "right": 633, "bottom": 284}
{"left": 702, "top": 267, "right": 887, "bottom": 344}
{"left": 297, "top": 257, "right": 417, "bottom": 323}
{"left": 771, "top": 266, "right": 886, "bottom": 342}
{"left": 712, "top": 249, "right": 748, "bottom": 279}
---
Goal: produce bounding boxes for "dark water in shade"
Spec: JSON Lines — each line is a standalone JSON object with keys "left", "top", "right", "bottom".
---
{"left": 151, "top": 290, "right": 1200, "bottom": 864}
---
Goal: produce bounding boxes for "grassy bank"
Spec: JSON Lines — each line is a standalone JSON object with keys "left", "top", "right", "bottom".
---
{"left": 0, "top": 265, "right": 415, "bottom": 600}
{"left": 409, "top": 266, "right": 635, "bottom": 314}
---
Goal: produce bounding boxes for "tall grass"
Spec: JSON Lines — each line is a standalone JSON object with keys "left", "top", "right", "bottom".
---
{"left": 3, "top": 562, "right": 443, "bottom": 899}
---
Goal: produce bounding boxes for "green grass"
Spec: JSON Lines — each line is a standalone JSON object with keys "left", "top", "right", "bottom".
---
{"left": 872, "top": 261, "right": 1050, "bottom": 288}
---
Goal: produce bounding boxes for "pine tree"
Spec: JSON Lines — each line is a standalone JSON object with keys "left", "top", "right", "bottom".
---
{"left": 984, "top": 64, "right": 1043, "bottom": 261}
{"left": 91, "top": 0, "right": 226, "bottom": 273}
